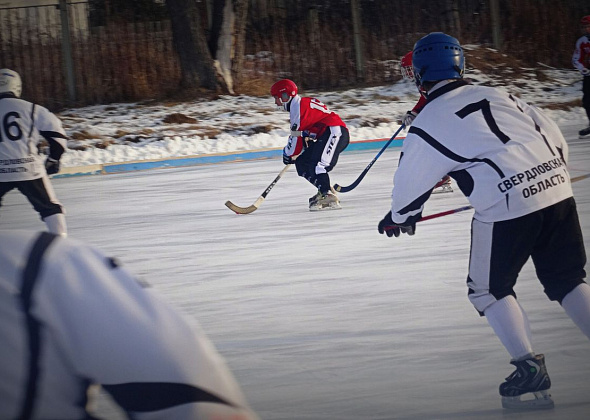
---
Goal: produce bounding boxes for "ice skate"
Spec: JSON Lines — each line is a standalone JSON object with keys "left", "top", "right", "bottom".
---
{"left": 499, "top": 354, "right": 554, "bottom": 410}
{"left": 432, "top": 176, "right": 453, "bottom": 194}
{"left": 579, "top": 126, "right": 590, "bottom": 138}
{"left": 309, "top": 191, "right": 341, "bottom": 211}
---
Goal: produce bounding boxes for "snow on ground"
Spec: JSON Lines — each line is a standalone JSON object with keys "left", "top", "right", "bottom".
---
{"left": 57, "top": 46, "right": 587, "bottom": 168}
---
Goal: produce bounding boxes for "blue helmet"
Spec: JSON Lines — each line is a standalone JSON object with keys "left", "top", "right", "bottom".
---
{"left": 412, "top": 32, "right": 464, "bottom": 87}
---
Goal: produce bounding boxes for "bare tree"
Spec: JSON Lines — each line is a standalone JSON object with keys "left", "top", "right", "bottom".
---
{"left": 165, "top": 0, "right": 219, "bottom": 91}
{"left": 231, "top": 0, "right": 249, "bottom": 91}
{"left": 207, "top": 0, "right": 249, "bottom": 93}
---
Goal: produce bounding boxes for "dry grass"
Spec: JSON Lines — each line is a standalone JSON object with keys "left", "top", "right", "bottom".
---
{"left": 163, "top": 113, "right": 198, "bottom": 124}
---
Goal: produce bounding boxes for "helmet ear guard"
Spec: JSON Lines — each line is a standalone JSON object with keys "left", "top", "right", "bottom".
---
{"left": 400, "top": 51, "right": 415, "bottom": 81}
{"left": 581, "top": 15, "right": 590, "bottom": 26}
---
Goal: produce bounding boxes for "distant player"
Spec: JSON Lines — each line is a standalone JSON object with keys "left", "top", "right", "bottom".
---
{"left": 379, "top": 33, "right": 590, "bottom": 409}
{"left": 0, "top": 69, "right": 68, "bottom": 235}
{"left": 572, "top": 15, "right": 590, "bottom": 138}
{"left": 400, "top": 51, "right": 452, "bottom": 193}
{"left": 0, "top": 230, "right": 261, "bottom": 419}
{"left": 271, "top": 79, "right": 350, "bottom": 211}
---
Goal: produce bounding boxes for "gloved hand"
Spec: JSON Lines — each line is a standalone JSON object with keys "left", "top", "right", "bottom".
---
{"left": 378, "top": 211, "right": 415, "bottom": 238}
{"left": 582, "top": 68, "right": 590, "bottom": 76}
{"left": 302, "top": 131, "right": 317, "bottom": 143}
{"left": 45, "top": 157, "right": 60, "bottom": 175}
{"left": 402, "top": 111, "right": 417, "bottom": 127}
{"left": 282, "top": 153, "right": 294, "bottom": 165}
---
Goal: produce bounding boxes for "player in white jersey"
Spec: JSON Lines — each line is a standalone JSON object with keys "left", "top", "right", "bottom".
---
{"left": 572, "top": 15, "right": 590, "bottom": 137}
{"left": 0, "top": 230, "right": 260, "bottom": 420}
{"left": 378, "top": 33, "right": 590, "bottom": 409}
{"left": 271, "top": 79, "right": 350, "bottom": 211}
{"left": 0, "top": 69, "right": 68, "bottom": 236}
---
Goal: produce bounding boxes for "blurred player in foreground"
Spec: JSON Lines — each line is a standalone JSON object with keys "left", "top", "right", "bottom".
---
{"left": 0, "top": 230, "right": 260, "bottom": 419}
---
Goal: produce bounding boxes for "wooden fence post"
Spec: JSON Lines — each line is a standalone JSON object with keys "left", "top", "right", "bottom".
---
{"left": 59, "top": 0, "right": 76, "bottom": 104}
{"left": 350, "top": 0, "right": 364, "bottom": 81}
{"left": 490, "top": 0, "right": 502, "bottom": 50}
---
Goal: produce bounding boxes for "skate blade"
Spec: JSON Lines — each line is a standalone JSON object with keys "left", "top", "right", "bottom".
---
{"left": 432, "top": 186, "right": 453, "bottom": 194}
{"left": 501, "top": 390, "right": 554, "bottom": 410}
{"left": 309, "top": 202, "right": 342, "bottom": 212}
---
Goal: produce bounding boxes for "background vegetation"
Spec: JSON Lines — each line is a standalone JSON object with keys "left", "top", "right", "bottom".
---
{"left": 0, "top": 0, "right": 587, "bottom": 110}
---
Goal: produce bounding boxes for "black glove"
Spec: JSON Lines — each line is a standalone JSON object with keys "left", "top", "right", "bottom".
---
{"left": 378, "top": 211, "right": 415, "bottom": 238}
{"left": 402, "top": 111, "right": 417, "bottom": 126}
{"left": 302, "top": 130, "right": 317, "bottom": 142}
{"left": 282, "top": 153, "right": 293, "bottom": 165}
{"left": 45, "top": 157, "right": 60, "bottom": 175}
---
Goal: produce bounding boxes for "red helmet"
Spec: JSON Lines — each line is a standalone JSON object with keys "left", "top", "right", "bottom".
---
{"left": 400, "top": 51, "right": 414, "bottom": 81}
{"left": 582, "top": 15, "right": 590, "bottom": 26}
{"left": 270, "top": 79, "right": 298, "bottom": 106}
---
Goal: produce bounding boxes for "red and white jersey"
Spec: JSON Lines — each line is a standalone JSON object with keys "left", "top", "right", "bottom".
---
{"left": 283, "top": 95, "right": 345, "bottom": 157}
{"left": 572, "top": 34, "right": 590, "bottom": 73}
{"left": 0, "top": 231, "right": 260, "bottom": 420}
{"left": 411, "top": 93, "right": 427, "bottom": 114}
{"left": 391, "top": 80, "right": 573, "bottom": 224}
{"left": 0, "top": 97, "right": 67, "bottom": 182}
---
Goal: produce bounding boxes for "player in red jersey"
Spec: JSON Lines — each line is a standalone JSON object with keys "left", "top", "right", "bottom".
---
{"left": 400, "top": 52, "right": 452, "bottom": 193}
{"left": 572, "top": 15, "right": 590, "bottom": 137}
{"left": 271, "top": 79, "right": 350, "bottom": 210}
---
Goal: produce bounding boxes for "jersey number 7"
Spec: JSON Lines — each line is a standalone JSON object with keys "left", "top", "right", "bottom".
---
{"left": 456, "top": 99, "right": 510, "bottom": 144}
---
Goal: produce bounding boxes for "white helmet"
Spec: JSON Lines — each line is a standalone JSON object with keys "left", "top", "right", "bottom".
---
{"left": 0, "top": 69, "right": 22, "bottom": 98}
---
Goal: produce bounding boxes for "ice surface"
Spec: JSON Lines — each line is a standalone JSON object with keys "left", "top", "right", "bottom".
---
{"left": 2, "top": 125, "right": 589, "bottom": 419}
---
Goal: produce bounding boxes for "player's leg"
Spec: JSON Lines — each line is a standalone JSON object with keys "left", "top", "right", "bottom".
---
{"left": 531, "top": 197, "right": 589, "bottom": 338}
{"left": 467, "top": 214, "right": 553, "bottom": 408}
{"left": 0, "top": 182, "right": 16, "bottom": 211}
{"left": 17, "top": 177, "right": 67, "bottom": 236}
{"left": 309, "top": 127, "right": 349, "bottom": 210}
{"left": 580, "top": 77, "right": 590, "bottom": 137}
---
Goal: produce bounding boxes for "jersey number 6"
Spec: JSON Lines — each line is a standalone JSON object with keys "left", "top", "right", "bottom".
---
{"left": 0, "top": 111, "right": 23, "bottom": 143}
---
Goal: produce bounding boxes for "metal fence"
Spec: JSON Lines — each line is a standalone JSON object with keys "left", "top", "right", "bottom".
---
{"left": 0, "top": 0, "right": 586, "bottom": 111}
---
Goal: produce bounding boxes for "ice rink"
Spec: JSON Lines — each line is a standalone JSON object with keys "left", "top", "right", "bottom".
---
{"left": 2, "top": 124, "right": 590, "bottom": 419}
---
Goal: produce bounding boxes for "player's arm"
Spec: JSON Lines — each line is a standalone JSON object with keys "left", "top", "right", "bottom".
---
{"left": 572, "top": 38, "right": 589, "bottom": 74}
{"left": 35, "top": 106, "right": 67, "bottom": 160}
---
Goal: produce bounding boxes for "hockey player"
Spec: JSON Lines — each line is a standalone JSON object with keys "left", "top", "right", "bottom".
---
{"left": 572, "top": 15, "right": 590, "bottom": 138}
{"left": 0, "top": 69, "right": 68, "bottom": 236}
{"left": 271, "top": 79, "right": 350, "bottom": 211}
{"left": 400, "top": 51, "right": 452, "bottom": 194}
{"left": 0, "top": 230, "right": 260, "bottom": 420}
{"left": 378, "top": 33, "right": 590, "bottom": 409}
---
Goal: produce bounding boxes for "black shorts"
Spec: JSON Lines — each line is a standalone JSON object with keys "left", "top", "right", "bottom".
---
{"left": 467, "top": 197, "right": 587, "bottom": 313}
{"left": 295, "top": 126, "right": 350, "bottom": 178}
{"left": 0, "top": 177, "right": 63, "bottom": 220}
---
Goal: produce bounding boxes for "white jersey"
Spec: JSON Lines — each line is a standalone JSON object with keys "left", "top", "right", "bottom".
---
{"left": 391, "top": 80, "right": 573, "bottom": 223}
{"left": 0, "top": 230, "right": 259, "bottom": 420}
{"left": 0, "top": 97, "right": 67, "bottom": 182}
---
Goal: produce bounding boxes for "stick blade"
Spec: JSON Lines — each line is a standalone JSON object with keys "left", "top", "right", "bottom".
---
{"left": 332, "top": 182, "right": 357, "bottom": 193}
{"left": 225, "top": 200, "right": 258, "bottom": 215}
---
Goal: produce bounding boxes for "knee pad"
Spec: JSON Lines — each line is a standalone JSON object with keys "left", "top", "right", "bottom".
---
{"left": 468, "top": 277, "right": 516, "bottom": 315}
